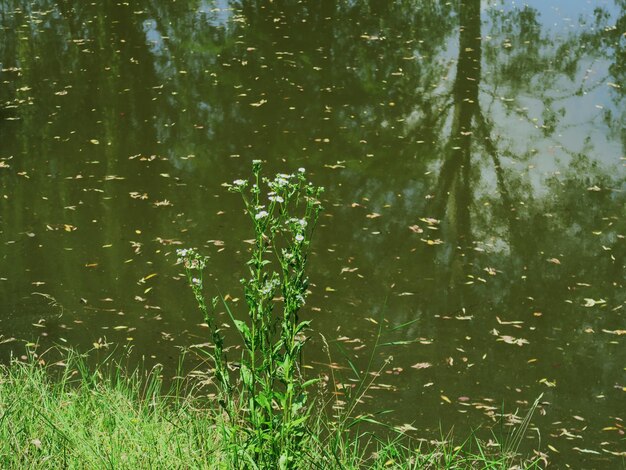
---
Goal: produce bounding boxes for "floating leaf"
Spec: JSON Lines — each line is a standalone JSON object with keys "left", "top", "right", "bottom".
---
{"left": 572, "top": 447, "right": 600, "bottom": 455}
{"left": 395, "top": 423, "right": 418, "bottom": 433}
{"left": 602, "top": 329, "right": 626, "bottom": 335}
{"left": 583, "top": 298, "right": 606, "bottom": 307}
{"left": 539, "top": 378, "right": 557, "bottom": 387}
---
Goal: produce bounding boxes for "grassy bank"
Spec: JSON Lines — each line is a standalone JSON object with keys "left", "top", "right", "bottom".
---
{"left": 0, "top": 351, "right": 543, "bottom": 469}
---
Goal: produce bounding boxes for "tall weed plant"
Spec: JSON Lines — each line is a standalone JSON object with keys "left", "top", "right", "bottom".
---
{"left": 176, "top": 161, "right": 323, "bottom": 468}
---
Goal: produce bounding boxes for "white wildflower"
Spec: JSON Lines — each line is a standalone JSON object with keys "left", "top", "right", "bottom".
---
{"left": 233, "top": 179, "right": 247, "bottom": 186}
{"left": 260, "top": 278, "right": 279, "bottom": 296}
{"left": 191, "top": 277, "right": 201, "bottom": 286}
{"left": 255, "top": 210, "right": 269, "bottom": 220}
{"left": 298, "top": 167, "right": 305, "bottom": 173}
{"left": 295, "top": 233, "right": 304, "bottom": 242}
{"left": 269, "top": 195, "right": 284, "bottom": 203}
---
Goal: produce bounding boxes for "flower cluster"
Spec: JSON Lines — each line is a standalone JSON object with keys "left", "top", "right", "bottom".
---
{"left": 266, "top": 171, "right": 302, "bottom": 193}
{"left": 260, "top": 277, "right": 280, "bottom": 296}
{"left": 176, "top": 247, "right": 207, "bottom": 270}
{"left": 287, "top": 217, "right": 307, "bottom": 228}
{"left": 255, "top": 209, "right": 268, "bottom": 220}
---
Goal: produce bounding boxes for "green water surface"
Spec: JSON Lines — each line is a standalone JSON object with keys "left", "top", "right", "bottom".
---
{"left": 1, "top": 0, "right": 624, "bottom": 466}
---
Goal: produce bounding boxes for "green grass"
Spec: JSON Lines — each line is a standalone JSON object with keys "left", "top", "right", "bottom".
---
{"left": 0, "top": 350, "right": 544, "bottom": 469}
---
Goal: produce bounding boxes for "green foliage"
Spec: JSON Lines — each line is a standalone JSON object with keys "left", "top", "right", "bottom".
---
{"left": 177, "top": 162, "right": 324, "bottom": 468}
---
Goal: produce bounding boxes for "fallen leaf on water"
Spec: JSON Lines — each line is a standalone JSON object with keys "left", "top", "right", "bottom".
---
{"left": 441, "top": 395, "right": 452, "bottom": 404}
{"left": 583, "top": 298, "right": 606, "bottom": 307}
{"left": 153, "top": 199, "right": 172, "bottom": 207}
{"left": 572, "top": 447, "right": 600, "bottom": 455}
{"left": 495, "top": 334, "right": 529, "bottom": 346}
{"left": 603, "top": 450, "right": 626, "bottom": 457}
{"left": 340, "top": 267, "right": 358, "bottom": 274}
{"left": 539, "top": 378, "right": 557, "bottom": 387}
{"left": 324, "top": 163, "right": 345, "bottom": 169}
{"left": 137, "top": 273, "right": 157, "bottom": 284}
{"left": 411, "top": 362, "right": 432, "bottom": 369}
{"left": 395, "top": 424, "right": 418, "bottom": 433}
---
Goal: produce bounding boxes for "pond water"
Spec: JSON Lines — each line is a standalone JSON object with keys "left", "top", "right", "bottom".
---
{"left": 1, "top": 0, "right": 624, "bottom": 466}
